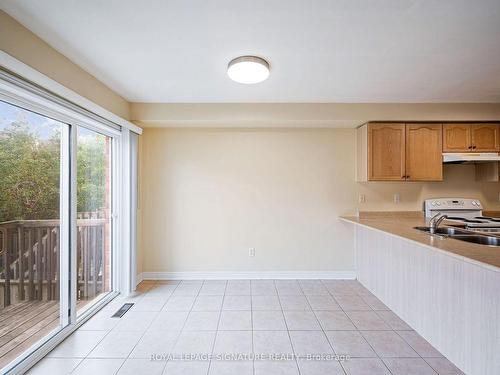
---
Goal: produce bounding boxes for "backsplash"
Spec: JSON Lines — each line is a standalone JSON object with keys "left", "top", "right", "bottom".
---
{"left": 356, "top": 164, "right": 500, "bottom": 212}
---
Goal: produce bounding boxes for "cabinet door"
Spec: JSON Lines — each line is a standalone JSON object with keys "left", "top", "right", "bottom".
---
{"left": 471, "top": 124, "right": 499, "bottom": 152}
{"left": 406, "top": 124, "right": 443, "bottom": 181}
{"left": 368, "top": 123, "right": 406, "bottom": 181}
{"left": 443, "top": 124, "right": 471, "bottom": 152}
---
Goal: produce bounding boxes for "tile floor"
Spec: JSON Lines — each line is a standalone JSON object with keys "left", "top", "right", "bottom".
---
{"left": 28, "top": 280, "right": 464, "bottom": 375}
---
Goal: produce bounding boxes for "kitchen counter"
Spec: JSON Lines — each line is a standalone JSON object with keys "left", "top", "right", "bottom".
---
{"left": 340, "top": 212, "right": 500, "bottom": 271}
{"left": 343, "top": 211, "right": 500, "bottom": 374}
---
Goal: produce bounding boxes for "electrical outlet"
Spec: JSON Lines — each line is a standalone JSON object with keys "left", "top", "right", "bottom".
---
{"left": 359, "top": 194, "right": 366, "bottom": 203}
{"left": 394, "top": 193, "right": 400, "bottom": 204}
{"left": 249, "top": 248, "right": 255, "bottom": 257}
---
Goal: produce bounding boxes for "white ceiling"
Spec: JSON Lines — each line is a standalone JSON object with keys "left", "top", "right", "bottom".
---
{"left": 2, "top": 0, "right": 500, "bottom": 103}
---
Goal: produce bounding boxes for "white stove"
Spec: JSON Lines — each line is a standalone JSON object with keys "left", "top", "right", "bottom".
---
{"left": 424, "top": 198, "right": 500, "bottom": 233}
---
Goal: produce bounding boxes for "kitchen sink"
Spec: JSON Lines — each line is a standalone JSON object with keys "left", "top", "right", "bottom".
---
{"left": 414, "top": 226, "right": 470, "bottom": 236}
{"left": 414, "top": 226, "right": 500, "bottom": 246}
{"left": 451, "top": 235, "right": 500, "bottom": 246}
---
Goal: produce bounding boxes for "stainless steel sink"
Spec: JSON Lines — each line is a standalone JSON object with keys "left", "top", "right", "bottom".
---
{"left": 414, "top": 226, "right": 470, "bottom": 236}
{"left": 451, "top": 235, "right": 500, "bottom": 246}
{"left": 414, "top": 226, "right": 500, "bottom": 247}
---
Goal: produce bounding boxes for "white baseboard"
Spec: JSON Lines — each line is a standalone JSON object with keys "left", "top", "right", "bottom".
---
{"left": 135, "top": 272, "right": 144, "bottom": 287}
{"left": 138, "top": 270, "right": 356, "bottom": 281}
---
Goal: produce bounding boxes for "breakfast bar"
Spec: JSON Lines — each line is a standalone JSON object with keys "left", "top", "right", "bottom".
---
{"left": 341, "top": 212, "right": 500, "bottom": 375}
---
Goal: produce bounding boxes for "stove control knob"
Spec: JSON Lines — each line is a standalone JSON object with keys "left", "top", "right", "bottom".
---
{"left": 431, "top": 201, "right": 436, "bottom": 206}
{"left": 436, "top": 202, "right": 441, "bottom": 206}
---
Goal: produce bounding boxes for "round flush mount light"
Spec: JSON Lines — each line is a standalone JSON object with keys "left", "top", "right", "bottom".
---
{"left": 227, "top": 56, "right": 270, "bottom": 84}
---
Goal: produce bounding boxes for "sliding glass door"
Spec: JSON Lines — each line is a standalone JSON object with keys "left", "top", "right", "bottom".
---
{"left": 0, "top": 93, "right": 119, "bottom": 372}
{"left": 0, "top": 100, "right": 67, "bottom": 368}
{"left": 75, "top": 126, "right": 113, "bottom": 316}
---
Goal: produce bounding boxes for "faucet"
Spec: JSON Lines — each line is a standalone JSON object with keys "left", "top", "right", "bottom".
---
{"left": 429, "top": 213, "right": 448, "bottom": 234}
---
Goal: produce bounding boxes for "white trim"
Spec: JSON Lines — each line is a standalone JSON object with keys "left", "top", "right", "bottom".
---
{"left": 69, "top": 125, "right": 78, "bottom": 324}
{"left": 129, "top": 133, "right": 139, "bottom": 290}
{"left": 119, "top": 129, "right": 133, "bottom": 295}
{"left": 135, "top": 272, "right": 144, "bottom": 286}
{"left": 59, "top": 124, "right": 71, "bottom": 327}
{"left": 0, "top": 50, "right": 142, "bottom": 135}
{"left": 0, "top": 73, "right": 122, "bottom": 138}
{"left": 139, "top": 271, "right": 356, "bottom": 280}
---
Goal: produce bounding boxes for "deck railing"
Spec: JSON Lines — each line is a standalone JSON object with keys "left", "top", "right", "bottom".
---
{"left": 0, "top": 218, "right": 108, "bottom": 308}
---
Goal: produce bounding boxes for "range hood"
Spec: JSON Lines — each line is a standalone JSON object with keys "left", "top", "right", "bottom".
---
{"left": 443, "top": 153, "right": 500, "bottom": 164}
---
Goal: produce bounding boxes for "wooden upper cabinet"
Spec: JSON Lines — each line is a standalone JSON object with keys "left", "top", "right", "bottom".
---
{"left": 443, "top": 124, "right": 471, "bottom": 152}
{"left": 368, "top": 123, "right": 406, "bottom": 181}
{"left": 405, "top": 124, "right": 443, "bottom": 181}
{"left": 471, "top": 124, "right": 499, "bottom": 152}
{"left": 443, "top": 123, "right": 499, "bottom": 152}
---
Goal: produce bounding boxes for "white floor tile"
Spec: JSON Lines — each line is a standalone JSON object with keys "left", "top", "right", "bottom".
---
{"left": 163, "top": 296, "right": 196, "bottom": 311}
{"left": 192, "top": 295, "right": 224, "bottom": 311}
{"left": 251, "top": 280, "right": 277, "bottom": 296}
{"left": 27, "top": 358, "right": 82, "bottom": 375}
{"left": 283, "top": 311, "right": 321, "bottom": 330}
{"left": 253, "top": 331, "right": 293, "bottom": 356}
{"left": 208, "top": 360, "right": 253, "bottom": 375}
{"left": 251, "top": 295, "right": 281, "bottom": 310}
{"left": 72, "top": 358, "right": 125, "bottom": 375}
{"left": 376, "top": 310, "right": 413, "bottom": 330}
{"left": 172, "top": 331, "right": 216, "bottom": 357}
{"left": 48, "top": 330, "right": 107, "bottom": 358}
{"left": 362, "top": 331, "right": 419, "bottom": 358}
{"left": 87, "top": 331, "right": 143, "bottom": 358}
{"left": 342, "top": 358, "right": 391, "bottom": 375}
{"left": 225, "top": 280, "right": 251, "bottom": 295}
{"left": 222, "top": 295, "right": 251, "bottom": 310}
{"left": 397, "top": 331, "right": 443, "bottom": 357}
{"left": 252, "top": 311, "right": 287, "bottom": 330}
{"left": 164, "top": 360, "right": 210, "bottom": 375}
{"left": 183, "top": 311, "right": 220, "bottom": 330}
{"left": 116, "top": 358, "right": 166, "bottom": 375}
{"left": 325, "top": 330, "right": 376, "bottom": 357}
{"left": 345, "top": 311, "right": 391, "bottom": 331}
{"left": 297, "top": 359, "right": 345, "bottom": 375}
{"left": 129, "top": 329, "right": 180, "bottom": 358}
{"left": 279, "top": 295, "right": 311, "bottom": 310}
{"left": 289, "top": 331, "right": 333, "bottom": 357}
{"left": 383, "top": 358, "right": 437, "bottom": 375}
{"left": 199, "top": 281, "right": 227, "bottom": 296}
{"left": 314, "top": 311, "right": 356, "bottom": 330}
{"left": 254, "top": 360, "right": 299, "bottom": 375}
{"left": 114, "top": 311, "right": 158, "bottom": 332}
{"left": 213, "top": 330, "right": 253, "bottom": 355}
{"left": 149, "top": 311, "right": 189, "bottom": 331}
{"left": 218, "top": 311, "right": 252, "bottom": 330}
{"left": 306, "top": 295, "right": 341, "bottom": 310}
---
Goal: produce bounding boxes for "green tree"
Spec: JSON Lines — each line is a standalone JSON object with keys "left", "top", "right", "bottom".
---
{"left": 0, "top": 122, "right": 107, "bottom": 223}
{"left": 0, "top": 121, "right": 60, "bottom": 221}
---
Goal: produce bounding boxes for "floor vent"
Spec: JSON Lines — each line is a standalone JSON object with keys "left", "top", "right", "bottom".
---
{"left": 111, "top": 303, "right": 134, "bottom": 318}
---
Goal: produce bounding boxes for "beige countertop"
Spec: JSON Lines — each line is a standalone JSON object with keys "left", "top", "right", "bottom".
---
{"left": 340, "top": 212, "right": 500, "bottom": 271}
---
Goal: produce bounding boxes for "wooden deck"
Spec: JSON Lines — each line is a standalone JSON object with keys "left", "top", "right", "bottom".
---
{"left": 0, "top": 299, "right": 92, "bottom": 369}
{"left": 0, "top": 300, "right": 60, "bottom": 369}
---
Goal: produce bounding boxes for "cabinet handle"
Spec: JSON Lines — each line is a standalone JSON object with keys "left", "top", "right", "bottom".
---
{"left": 472, "top": 145, "right": 477, "bottom": 150}
{"left": 468, "top": 146, "right": 472, "bottom": 149}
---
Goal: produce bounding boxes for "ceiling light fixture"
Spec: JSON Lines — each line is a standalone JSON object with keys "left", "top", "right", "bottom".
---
{"left": 227, "top": 56, "right": 270, "bottom": 84}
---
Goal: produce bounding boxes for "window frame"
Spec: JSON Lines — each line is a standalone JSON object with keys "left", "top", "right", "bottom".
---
{"left": 0, "top": 68, "right": 135, "bottom": 374}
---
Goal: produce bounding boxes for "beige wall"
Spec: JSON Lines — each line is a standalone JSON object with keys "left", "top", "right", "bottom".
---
{"left": 138, "top": 127, "right": 500, "bottom": 275}
{"left": 0, "top": 10, "right": 130, "bottom": 119}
